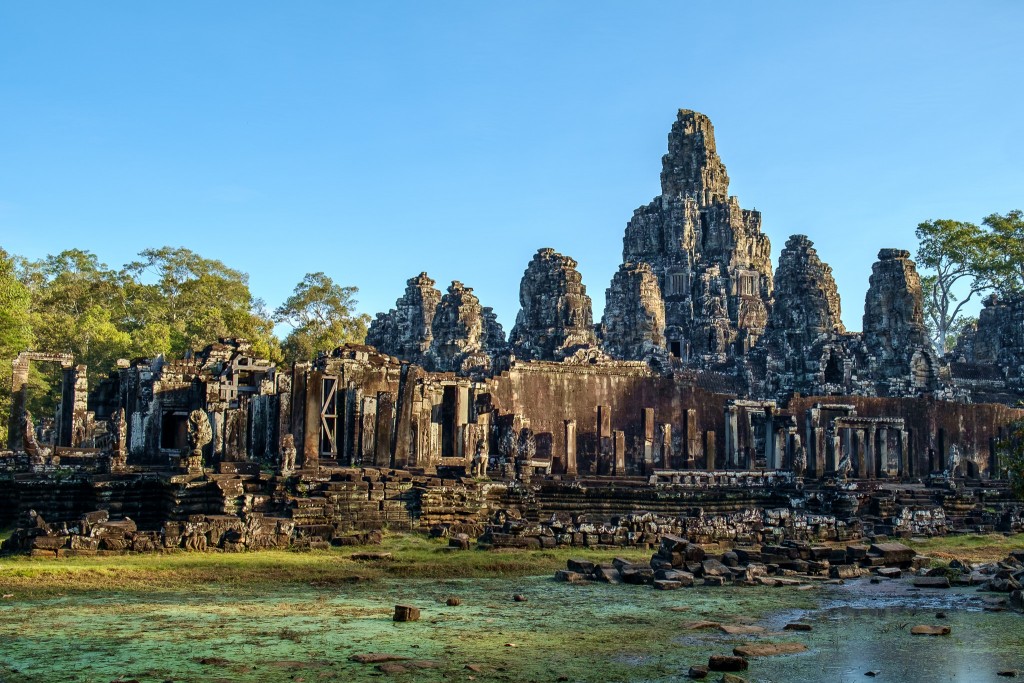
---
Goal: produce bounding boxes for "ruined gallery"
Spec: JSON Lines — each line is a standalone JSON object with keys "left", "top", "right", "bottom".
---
{"left": 4, "top": 110, "right": 1023, "bottom": 554}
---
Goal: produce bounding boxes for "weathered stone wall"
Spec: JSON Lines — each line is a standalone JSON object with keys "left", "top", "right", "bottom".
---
{"left": 484, "top": 361, "right": 731, "bottom": 473}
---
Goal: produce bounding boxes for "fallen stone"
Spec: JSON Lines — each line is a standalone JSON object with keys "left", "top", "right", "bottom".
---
{"left": 683, "top": 620, "right": 722, "bottom": 630}
{"left": 830, "top": 564, "right": 864, "bottom": 579}
{"left": 869, "top": 542, "right": 915, "bottom": 566}
{"left": 653, "top": 579, "right": 682, "bottom": 590}
{"left": 393, "top": 605, "right": 420, "bottom": 622}
{"left": 592, "top": 565, "right": 622, "bottom": 584}
{"left": 876, "top": 567, "right": 902, "bottom": 579}
{"left": 350, "top": 654, "right": 411, "bottom": 664}
{"left": 997, "top": 670, "right": 1019, "bottom": 677}
{"left": 720, "top": 675, "right": 748, "bottom": 683}
{"left": 512, "top": 594, "right": 528, "bottom": 602}
{"left": 351, "top": 552, "right": 393, "bottom": 561}
{"left": 567, "top": 558, "right": 596, "bottom": 574}
{"left": 554, "top": 570, "right": 586, "bottom": 583}
{"left": 687, "top": 664, "right": 709, "bottom": 679}
{"left": 910, "top": 625, "right": 951, "bottom": 636}
{"left": 719, "top": 624, "right": 765, "bottom": 635}
{"left": 913, "top": 576, "right": 951, "bottom": 589}
{"left": 733, "top": 642, "right": 808, "bottom": 657}
{"left": 783, "top": 622, "right": 812, "bottom": 631}
{"left": 704, "top": 576, "right": 726, "bottom": 587}
{"left": 446, "top": 597, "right": 462, "bottom": 606}
{"left": 708, "top": 655, "right": 748, "bottom": 671}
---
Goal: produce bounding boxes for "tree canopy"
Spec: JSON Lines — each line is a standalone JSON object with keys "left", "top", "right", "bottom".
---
{"left": 274, "top": 272, "right": 370, "bottom": 363}
{"left": 914, "top": 209, "right": 1023, "bottom": 355}
{"left": 1, "top": 244, "right": 368, "bottom": 422}
{"left": 0, "top": 248, "right": 34, "bottom": 444}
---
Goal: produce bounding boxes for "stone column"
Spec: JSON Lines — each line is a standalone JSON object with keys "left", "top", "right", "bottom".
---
{"left": 878, "top": 427, "right": 889, "bottom": 476}
{"left": 613, "top": 430, "right": 626, "bottom": 475}
{"left": 763, "top": 407, "right": 775, "bottom": 471}
{"left": 900, "top": 429, "right": 910, "bottom": 477}
{"left": 660, "top": 423, "right": 673, "bottom": 469}
{"left": 705, "top": 431, "right": 717, "bottom": 471}
{"left": 597, "top": 405, "right": 612, "bottom": 475}
{"left": 7, "top": 354, "right": 31, "bottom": 450}
{"left": 865, "top": 426, "right": 877, "bottom": 479}
{"left": 685, "top": 409, "right": 698, "bottom": 469}
{"left": 360, "top": 396, "right": 377, "bottom": 465}
{"left": 642, "top": 407, "right": 655, "bottom": 472}
{"left": 302, "top": 369, "right": 323, "bottom": 471}
{"left": 854, "top": 427, "right": 866, "bottom": 478}
{"left": 375, "top": 392, "right": 396, "bottom": 468}
{"left": 564, "top": 420, "right": 577, "bottom": 476}
{"left": 724, "top": 405, "right": 738, "bottom": 469}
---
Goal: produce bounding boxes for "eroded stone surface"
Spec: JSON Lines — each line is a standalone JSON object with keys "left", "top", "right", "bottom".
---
{"left": 508, "top": 248, "right": 599, "bottom": 361}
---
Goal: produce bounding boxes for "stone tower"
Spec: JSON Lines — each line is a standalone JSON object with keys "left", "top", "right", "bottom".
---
{"left": 617, "top": 109, "right": 772, "bottom": 366}
{"left": 366, "top": 272, "right": 441, "bottom": 364}
{"left": 862, "top": 249, "right": 936, "bottom": 392}
{"left": 428, "top": 281, "right": 507, "bottom": 375}
{"left": 601, "top": 262, "right": 667, "bottom": 362}
{"left": 509, "top": 248, "right": 599, "bottom": 361}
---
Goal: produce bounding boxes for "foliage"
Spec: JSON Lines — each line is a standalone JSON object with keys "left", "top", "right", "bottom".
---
{"left": 126, "top": 247, "right": 281, "bottom": 363}
{"left": 996, "top": 418, "right": 1024, "bottom": 499}
{"left": 0, "top": 247, "right": 34, "bottom": 443}
{"left": 274, "top": 272, "right": 370, "bottom": 362}
{"left": 979, "top": 209, "right": 1024, "bottom": 296}
{"left": 915, "top": 219, "right": 987, "bottom": 355}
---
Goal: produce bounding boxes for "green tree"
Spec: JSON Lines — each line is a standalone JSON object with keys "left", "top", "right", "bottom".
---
{"left": 0, "top": 247, "right": 34, "bottom": 444}
{"left": 979, "top": 210, "right": 1024, "bottom": 296}
{"left": 19, "top": 249, "right": 136, "bottom": 374}
{"left": 915, "top": 219, "right": 987, "bottom": 355}
{"left": 274, "top": 272, "right": 369, "bottom": 362}
{"left": 126, "top": 247, "right": 281, "bottom": 362}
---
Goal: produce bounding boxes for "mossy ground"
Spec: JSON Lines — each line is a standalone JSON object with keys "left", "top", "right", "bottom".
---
{"left": 0, "top": 533, "right": 1022, "bottom": 682}
{"left": 905, "top": 532, "right": 1024, "bottom": 562}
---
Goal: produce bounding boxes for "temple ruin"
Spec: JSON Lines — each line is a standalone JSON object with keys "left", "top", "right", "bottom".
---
{"left": 3, "top": 109, "right": 1023, "bottom": 555}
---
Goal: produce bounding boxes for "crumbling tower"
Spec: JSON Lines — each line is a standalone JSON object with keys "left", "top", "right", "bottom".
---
{"left": 617, "top": 109, "right": 772, "bottom": 366}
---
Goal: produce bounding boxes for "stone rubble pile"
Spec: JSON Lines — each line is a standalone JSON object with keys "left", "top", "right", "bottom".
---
{"left": 556, "top": 537, "right": 938, "bottom": 589}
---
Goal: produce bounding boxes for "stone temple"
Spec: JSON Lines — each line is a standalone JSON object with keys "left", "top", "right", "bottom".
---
{"left": 3, "top": 109, "right": 1024, "bottom": 555}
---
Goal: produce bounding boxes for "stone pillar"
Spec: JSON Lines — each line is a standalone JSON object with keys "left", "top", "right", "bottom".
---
{"left": 360, "top": 396, "right": 377, "bottom": 465}
{"left": 763, "top": 407, "right": 775, "bottom": 471}
{"left": 724, "top": 405, "right": 738, "bottom": 469}
{"left": 564, "top": 420, "right": 577, "bottom": 476}
{"left": 865, "top": 426, "right": 877, "bottom": 479}
{"left": 900, "top": 429, "right": 910, "bottom": 477}
{"left": 613, "top": 430, "right": 626, "bottom": 475}
{"left": 878, "top": 427, "right": 889, "bottom": 476}
{"left": 813, "top": 427, "right": 825, "bottom": 477}
{"left": 685, "top": 409, "right": 698, "bottom": 469}
{"left": 642, "top": 408, "right": 655, "bottom": 472}
{"left": 597, "top": 405, "right": 612, "bottom": 475}
{"left": 302, "top": 370, "right": 323, "bottom": 471}
{"left": 854, "top": 428, "right": 866, "bottom": 478}
{"left": 374, "top": 392, "right": 395, "bottom": 468}
{"left": 7, "top": 354, "right": 31, "bottom": 450}
{"left": 773, "top": 428, "right": 786, "bottom": 471}
{"left": 705, "top": 431, "right": 716, "bottom": 471}
{"left": 830, "top": 430, "right": 841, "bottom": 473}
{"left": 660, "top": 423, "right": 673, "bottom": 469}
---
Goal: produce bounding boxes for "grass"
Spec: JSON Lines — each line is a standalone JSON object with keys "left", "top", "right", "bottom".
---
{"left": 0, "top": 532, "right": 650, "bottom": 598}
{"left": 904, "top": 532, "right": 1024, "bottom": 562}
{"left": 2, "top": 531, "right": 1021, "bottom": 599}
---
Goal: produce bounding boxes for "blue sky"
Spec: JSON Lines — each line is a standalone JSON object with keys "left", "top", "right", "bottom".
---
{"left": 2, "top": 2, "right": 1022, "bottom": 334}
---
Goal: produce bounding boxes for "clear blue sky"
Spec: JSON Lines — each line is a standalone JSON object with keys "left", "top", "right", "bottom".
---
{"left": 2, "top": 2, "right": 1022, "bottom": 334}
